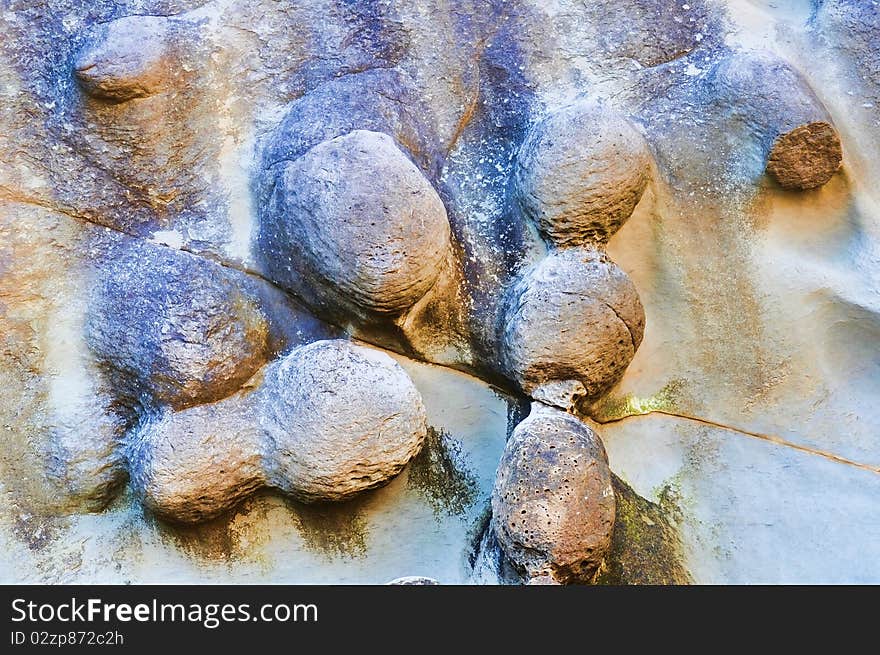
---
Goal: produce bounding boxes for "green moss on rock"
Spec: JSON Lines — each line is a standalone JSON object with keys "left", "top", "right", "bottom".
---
{"left": 596, "top": 474, "right": 691, "bottom": 585}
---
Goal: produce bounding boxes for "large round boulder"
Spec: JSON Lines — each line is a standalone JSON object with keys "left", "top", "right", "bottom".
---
{"left": 501, "top": 248, "right": 645, "bottom": 408}
{"left": 258, "top": 340, "right": 428, "bottom": 503}
{"left": 85, "top": 243, "right": 270, "bottom": 410}
{"left": 260, "top": 130, "right": 451, "bottom": 318}
{"left": 492, "top": 404, "right": 616, "bottom": 584}
{"left": 514, "top": 100, "right": 652, "bottom": 247}
{"left": 128, "top": 397, "right": 265, "bottom": 523}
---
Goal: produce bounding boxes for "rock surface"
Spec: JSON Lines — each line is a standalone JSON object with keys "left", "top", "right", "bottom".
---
{"left": 131, "top": 340, "right": 428, "bottom": 522}
{"left": 130, "top": 397, "right": 266, "bottom": 523}
{"left": 502, "top": 248, "right": 645, "bottom": 408}
{"left": 73, "top": 15, "right": 172, "bottom": 102}
{"left": 260, "top": 69, "right": 442, "bottom": 182}
{"left": 386, "top": 576, "right": 440, "bottom": 585}
{"left": 86, "top": 242, "right": 270, "bottom": 410}
{"left": 515, "top": 101, "right": 652, "bottom": 246}
{"left": 260, "top": 340, "right": 428, "bottom": 503}
{"left": 492, "top": 404, "right": 615, "bottom": 584}
{"left": 766, "top": 121, "right": 843, "bottom": 190}
{"left": 1, "top": 0, "right": 878, "bottom": 586}
{"left": 259, "top": 130, "right": 451, "bottom": 320}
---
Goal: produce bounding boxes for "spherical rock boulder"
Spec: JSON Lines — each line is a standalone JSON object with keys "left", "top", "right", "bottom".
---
{"left": 514, "top": 100, "right": 652, "bottom": 247}
{"left": 128, "top": 398, "right": 266, "bottom": 523}
{"left": 85, "top": 243, "right": 270, "bottom": 410}
{"left": 501, "top": 248, "right": 645, "bottom": 408}
{"left": 260, "top": 130, "right": 451, "bottom": 318}
{"left": 492, "top": 404, "right": 616, "bottom": 584}
{"left": 258, "top": 340, "right": 428, "bottom": 503}
{"left": 766, "top": 121, "right": 843, "bottom": 190}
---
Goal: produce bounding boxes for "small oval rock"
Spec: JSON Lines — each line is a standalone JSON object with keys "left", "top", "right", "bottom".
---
{"left": 492, "top": 403, "right": 616, "bottom": 584}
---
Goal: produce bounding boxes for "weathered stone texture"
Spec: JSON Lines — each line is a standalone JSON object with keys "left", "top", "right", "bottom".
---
{"left": 492, "top": 404, "right": 615, "bottom": 584}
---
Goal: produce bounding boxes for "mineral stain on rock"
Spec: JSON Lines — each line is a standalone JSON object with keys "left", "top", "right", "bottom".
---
{"left": 406, "top": 426, "right": 479, "bottom": 518}
{"left": 288, "top": 497, "right": 370, "bottom": 559}
{"left": 596, "top": 475, "right": 691, "bottom": 585}
{"left": 153, "top": 505, "right": 243, "bottom": 562}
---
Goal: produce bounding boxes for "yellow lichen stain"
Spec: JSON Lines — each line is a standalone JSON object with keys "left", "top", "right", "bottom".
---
{"left": 588, "top": 378, "right": 688, "bottom": 423}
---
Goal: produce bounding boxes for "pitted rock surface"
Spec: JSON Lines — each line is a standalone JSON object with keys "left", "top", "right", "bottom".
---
{"left": 492, "top": 404, "right": 616, "bottom": 584}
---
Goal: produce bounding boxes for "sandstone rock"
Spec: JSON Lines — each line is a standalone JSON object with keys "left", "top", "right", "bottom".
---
{"left": 261, "top": 69, "right": 441, "bottom": 181}
{"left": 129, "top": 397, "right": 266, "bottom": 524}
{"left": 4, "top": 0, "right": 879, "bottom": 586}
{"left": 515, "top": 100, "right": 652, "bottom": 247}
{"left": 68, "top": 13, "right": 213, "bottom": 222}
{"left": 74, "top": 16, "right": 171, "bottom": 102}
{"left": 502, "top": 248, "right": 645, "bottom": 408}
{"left": 130, "top": 339, "right": 428, "bottom": 521}
{"left": 259, "top": 340, "right": 428, "bottom": 503}
{"left": 595, "top": 474, "right": 691, "bottom": 585}
{"left": 259, "top": 130, "right": 451, "bottom": 319}
{"left": 85, "top": 242, "right": 270, "bottom": 410}
{"left": 492, "top": 404, "right": 616, "bottom": 584}
{"left": 706, "top": 50, "right": 843, "bottom": 190}
{"left": 766, "top": 121, "right": 843, "bottom": 190}
{"left": 583, "top": 0, "right": 718, "bottom": 67}
{"left": 633, "top": 47, "right": 844, "bottom": 195}
{"left": 386, "top": 576, "right": 440, "bottom": 585}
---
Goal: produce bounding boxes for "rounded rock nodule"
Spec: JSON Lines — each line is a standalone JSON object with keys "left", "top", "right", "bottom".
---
{"left": 492, "top": 404, "right": 616, "bottom": 584}
{"left": 261, "top": 130, "right": 451, "bottom": 318}
{"left": 74, "top": 15, "right": 172, "bottom": 102}
{"left": 130, "top": 339, "right": 430, "bottom": 522}
{"left": 501, "top": 248, "right": 645, "bottom": 408}
{"left": 514, "top": 100, "right": 652, "bottom": 247}
{"left": 766, "top": 121, "right": 843, "bottom": 190}
{"left": 85, "top": 245, "right": 270, "bottom": 411}
{"left": 129, "top": 398, "right": 266, "bottom": 523}
{"left": 259, "top": 339, "right": 428, "bottom": 503}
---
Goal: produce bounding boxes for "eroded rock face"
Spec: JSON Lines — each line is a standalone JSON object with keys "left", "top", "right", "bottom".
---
{"left": 85, "top": 243, "right": 270, "bottom": 410}
{"left": 260, "top": 69, "right": 441, "bottom": 181}
{"left": 515, "top": 101, "right": 652, "bottom": 247}
{"left": 3, "top": 0, "right": 876, "bottom": 587}
{"left": 130, "top": 340, "right": 428, "bottom": 522}
{"left": 260, "top": 130, "right": 451, "bottom": 320}
{"left": 502, "top": 248, "right": 645, "bottom": 408}
{"left": 492, "top": 404, "right": 615, "bottom": 584}
{"left": 73, "top": 15, "right": 172, "bottom": 102}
